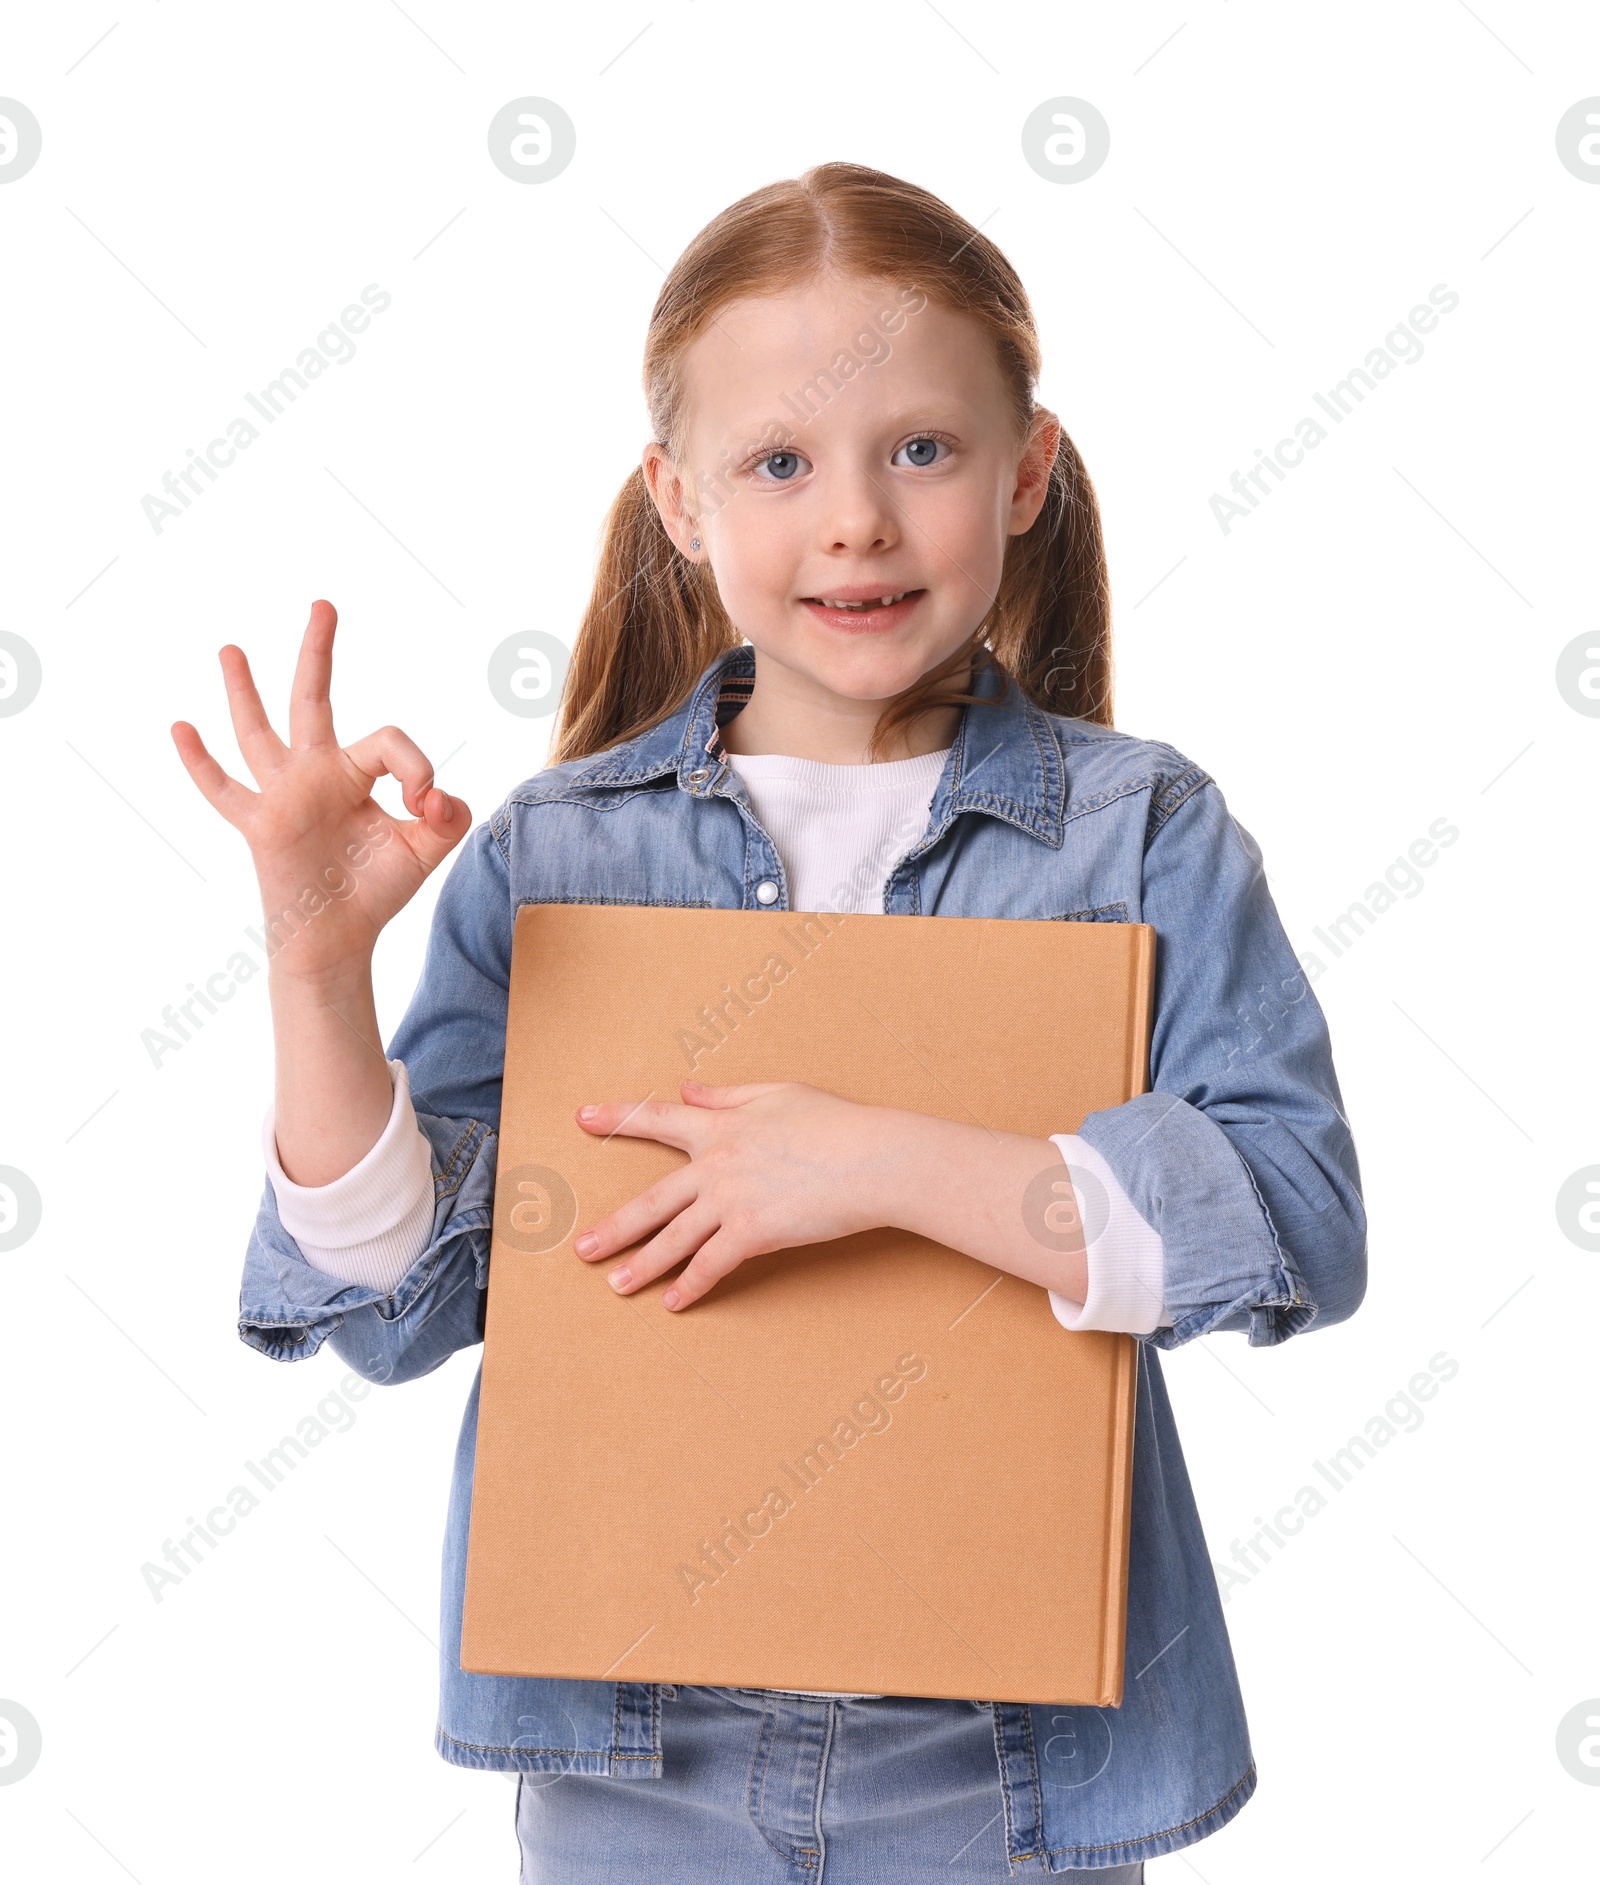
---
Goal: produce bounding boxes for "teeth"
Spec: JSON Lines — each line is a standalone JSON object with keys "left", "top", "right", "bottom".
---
{"left": 816, "top": 592, "right": 907, "bottom": 610}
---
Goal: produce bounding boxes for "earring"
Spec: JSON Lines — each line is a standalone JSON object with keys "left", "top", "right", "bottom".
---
{"left": 690, "top": 538, "right": 701, "bottom": 552}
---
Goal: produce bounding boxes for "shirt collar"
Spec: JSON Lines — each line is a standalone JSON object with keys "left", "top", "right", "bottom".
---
{"left": 569, "top": 642, "right": 1067, "bottom": 846}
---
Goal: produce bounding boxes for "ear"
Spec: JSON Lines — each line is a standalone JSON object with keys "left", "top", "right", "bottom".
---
{"left": 1007, "top": 408, "right": 1062, "bottom": 536}
{"left": 642, "top": 441, "right": 704, "bottom": 562}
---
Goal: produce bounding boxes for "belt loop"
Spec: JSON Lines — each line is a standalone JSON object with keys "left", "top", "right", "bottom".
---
{"left": 988, "top": 1701, "right": 1045, "bottom": 1866}
{"left": 610, "top": 1682, "right": 664, "bottom": 1778}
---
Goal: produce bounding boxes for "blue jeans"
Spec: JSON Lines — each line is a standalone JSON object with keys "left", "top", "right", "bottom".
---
{"left": 514, "top": 1686, "right": 1148, "bottom": 1880}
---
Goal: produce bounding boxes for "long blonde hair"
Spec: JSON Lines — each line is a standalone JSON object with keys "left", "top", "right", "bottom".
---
{"left": 551, "top": 161, "right": 1113, "bottom": 765}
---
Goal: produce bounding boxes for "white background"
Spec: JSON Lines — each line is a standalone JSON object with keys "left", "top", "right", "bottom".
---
{"left": 1, "top": 3, "right": 1596, "bottom": 1879}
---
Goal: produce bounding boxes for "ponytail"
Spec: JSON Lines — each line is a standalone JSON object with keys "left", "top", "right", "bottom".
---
{"left": 549, "top": 468, "right": 739, "bottom": 766}
{"left": 994, "top": 423, "right": 1114, "bottom": 725}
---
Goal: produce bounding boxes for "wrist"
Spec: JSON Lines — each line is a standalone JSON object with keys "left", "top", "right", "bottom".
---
{"left": 868, "top": 1106, "right": 976, "bottom": 1241}
{"left": 869, "top": 1107, "right": 1090, "bottom": 1299}
{"left": 266, "top": 951, "right": 375, "bottom": 1007}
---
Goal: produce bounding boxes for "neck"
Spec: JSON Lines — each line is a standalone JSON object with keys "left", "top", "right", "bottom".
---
{"left": 718, "top": 649, "right": 967, "bottom": 763}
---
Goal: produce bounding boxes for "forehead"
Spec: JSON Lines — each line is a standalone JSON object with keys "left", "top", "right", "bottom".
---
{"left": 676, "top": 274, "right": 1009, "bottom": 455}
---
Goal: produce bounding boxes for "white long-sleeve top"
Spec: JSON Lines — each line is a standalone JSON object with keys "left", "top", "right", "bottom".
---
{"left": 263, "top": 747, "right": 1171, "bottom": 1335}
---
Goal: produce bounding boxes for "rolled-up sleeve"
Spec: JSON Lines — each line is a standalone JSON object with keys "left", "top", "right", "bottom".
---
{"left": 237, "top": 814, "right": 513, "bottom": 1382}
{"left": 1046, "top": 1134, "right": 1172, "bottom": 1335}
{"left": 1075, "top": 772, "right": 1367, "bottom": 1350}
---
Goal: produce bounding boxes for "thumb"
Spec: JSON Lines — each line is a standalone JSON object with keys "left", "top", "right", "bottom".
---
{"left": 680, "top": 1079, "right": 785, "bottom": 1109}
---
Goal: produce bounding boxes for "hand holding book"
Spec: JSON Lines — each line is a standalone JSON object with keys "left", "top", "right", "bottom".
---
{"left": 573, "top": 1077, "right": 1091, "bottom": 1311}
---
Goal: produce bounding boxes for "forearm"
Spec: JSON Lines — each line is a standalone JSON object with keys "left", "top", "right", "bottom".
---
{"left": 269, "top": 958, "right": 395, "bottom": 1185}
{"left": 871, "top": 1108, "right": 1090, "bottom": 1301}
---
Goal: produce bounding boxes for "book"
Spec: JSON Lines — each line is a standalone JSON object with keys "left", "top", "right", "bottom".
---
{"left": 461, "top": 902, "right": 1153, "bottom": 1704}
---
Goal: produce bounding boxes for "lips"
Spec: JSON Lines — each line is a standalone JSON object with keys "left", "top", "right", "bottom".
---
{"left": 808, "top": 591, "right": 911, "bottom": 612}
{"left": 799, "top": 589, "right": 926, "bottom": 632}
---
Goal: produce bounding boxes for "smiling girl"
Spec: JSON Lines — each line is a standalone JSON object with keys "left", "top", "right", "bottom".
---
{"left": 175, "top": 163, "right": 1366, "bottom": 1880}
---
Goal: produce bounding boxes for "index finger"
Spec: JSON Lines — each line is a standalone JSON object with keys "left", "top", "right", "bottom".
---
{"left": 288, "top": 598, "right": 340, "bottom": 749}
{"left": 576, "top": 1096, "right": 696, "bottom": 1150}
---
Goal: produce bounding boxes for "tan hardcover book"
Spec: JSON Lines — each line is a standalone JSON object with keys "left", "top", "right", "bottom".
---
{"left": 460, "top": 903, "right": 1154, "bottom": 1705}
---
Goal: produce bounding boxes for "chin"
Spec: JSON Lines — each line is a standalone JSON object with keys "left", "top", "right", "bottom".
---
{"left": 825, "top": 637, "right": 967, "bottom": 689}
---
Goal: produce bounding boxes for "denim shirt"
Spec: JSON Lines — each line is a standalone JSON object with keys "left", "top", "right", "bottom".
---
{"left": 239, "top": 642, "right": 1366, "bottom": 1871}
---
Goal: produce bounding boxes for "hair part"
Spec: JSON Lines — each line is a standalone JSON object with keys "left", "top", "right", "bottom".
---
{"left": 550, "top": 161, "right": 1113, "bottom": 766}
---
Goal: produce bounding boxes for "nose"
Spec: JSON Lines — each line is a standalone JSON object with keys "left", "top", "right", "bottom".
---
{"left": 818, "top": 461, "right": 901, "bottom": 557}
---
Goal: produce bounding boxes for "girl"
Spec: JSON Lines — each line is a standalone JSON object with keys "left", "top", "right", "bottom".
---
{"left": 174, "top": 163, "right": 1366, "bottom": 1879}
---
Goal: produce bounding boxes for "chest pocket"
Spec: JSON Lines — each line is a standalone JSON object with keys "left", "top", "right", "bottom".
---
{"left": 1052, "top": 901, "right": 1129, "bottom": 923}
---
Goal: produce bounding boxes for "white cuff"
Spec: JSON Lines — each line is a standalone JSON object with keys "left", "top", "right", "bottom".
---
{"left": 1045, "top": 1134, "right": 1172, "bottom": 1335}
{"left": 262, "top": 1059, "right": 437, "bottom": 1292}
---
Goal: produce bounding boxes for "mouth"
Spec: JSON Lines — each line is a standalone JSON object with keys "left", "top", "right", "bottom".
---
{"left": 799, "top": 589, "right": 926, "bottom": 632}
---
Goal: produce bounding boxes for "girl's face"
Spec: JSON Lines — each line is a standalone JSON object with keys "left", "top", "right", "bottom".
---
{"left": 644, "top": 272, "right": 1059, "bottom": 710}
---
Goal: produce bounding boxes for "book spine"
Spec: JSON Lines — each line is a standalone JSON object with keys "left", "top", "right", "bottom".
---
{"left": 1099, "top": 1334, "right": 1140, "bottom": 1705}
{"left": 1099, "top": 930, "right": 1153, "bottom": 1703}
{"left": 1126, "top": 926, "right": 1156, "bottom": 1099}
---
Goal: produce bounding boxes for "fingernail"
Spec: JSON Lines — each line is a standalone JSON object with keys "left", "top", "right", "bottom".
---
{"left": 441, "top": 796, "right": 453, "bottom": 821}
{"left": 575, "top": 1232, "right": 598, "bottom": 1256}
{"left": 578, "top": 1105, "right": 598, "bottom": 1121}
{"left": 608, "top": 1267, "right": 631, "bottom": 1290}
{"left": 662, "top": 1288, "right": 680, "bottom": 1309}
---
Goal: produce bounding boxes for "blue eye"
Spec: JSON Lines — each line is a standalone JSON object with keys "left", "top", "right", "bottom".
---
{"left": 752, "top": 449, "right": 810, "bottom": 482}
{"left": 892, "top": 436, "right": 949, "bottom": 468}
